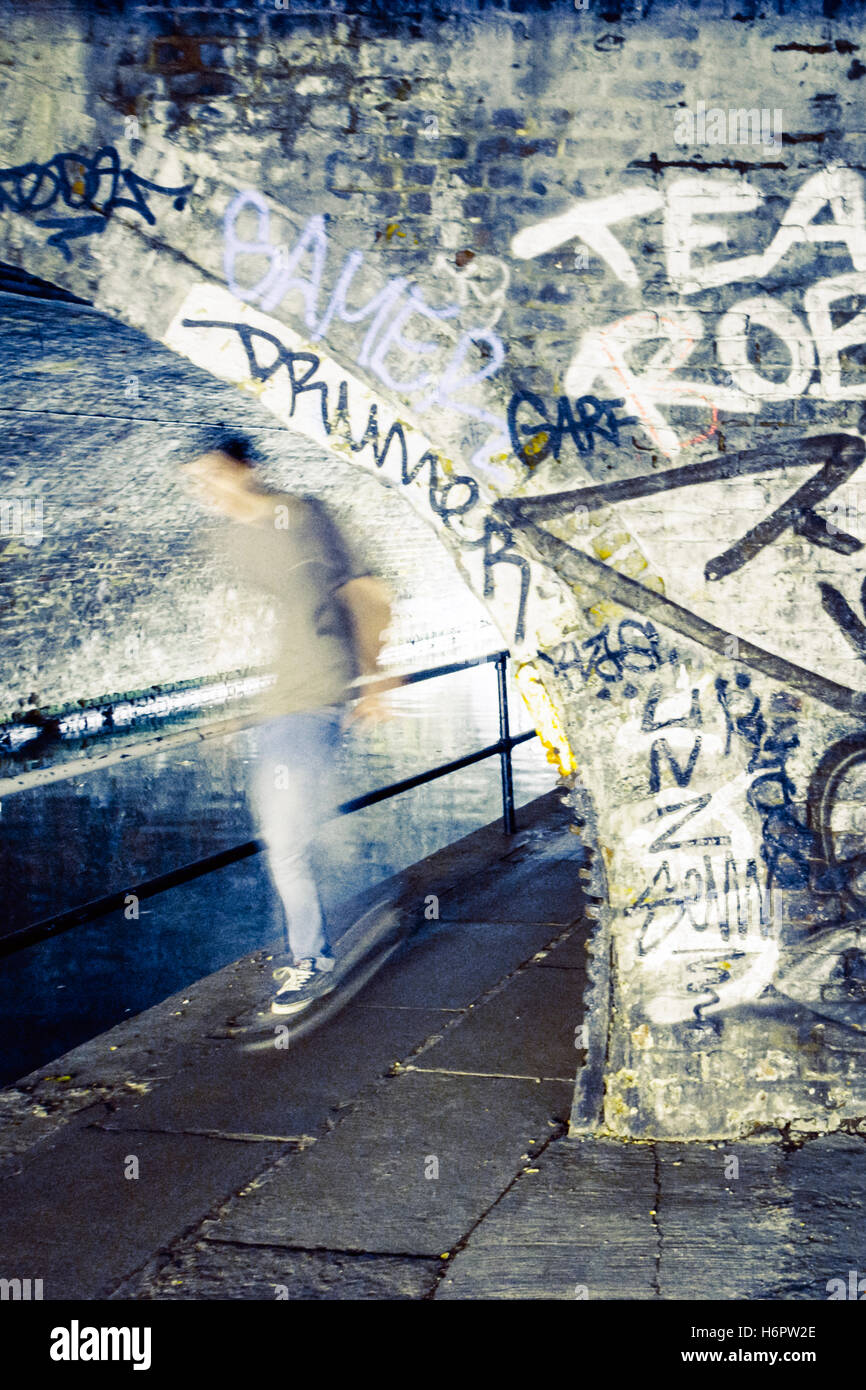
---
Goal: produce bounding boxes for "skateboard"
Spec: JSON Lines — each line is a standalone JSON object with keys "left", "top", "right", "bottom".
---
{"left": 232, "top": 899, "right": 411, "bottom": 1054}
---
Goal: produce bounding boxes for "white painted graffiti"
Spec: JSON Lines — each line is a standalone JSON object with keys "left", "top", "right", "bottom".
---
{"left": 223, "top": 190, "right": 507, "bottom": 453}
{"left": 512, "top": 165, "right": 866, "bottom": 456}
{"left": 430, "top": 251, "right": 511, "bottom": 331}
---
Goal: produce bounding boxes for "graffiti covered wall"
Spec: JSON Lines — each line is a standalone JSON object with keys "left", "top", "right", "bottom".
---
{"left": 2, "top": 0, "right": 866, "bottom": 1136}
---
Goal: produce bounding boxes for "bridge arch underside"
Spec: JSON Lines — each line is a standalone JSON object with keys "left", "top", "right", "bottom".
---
{"left": 3, "top": 0, "right": 866, "bottom": 1138}
{"left": 0, "top": 286, "right": 500, "bottom": 718}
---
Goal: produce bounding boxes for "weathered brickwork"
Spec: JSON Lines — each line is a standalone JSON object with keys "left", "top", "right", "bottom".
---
{"left": 2, "top": 0, "right": 866, "bottom": 1137}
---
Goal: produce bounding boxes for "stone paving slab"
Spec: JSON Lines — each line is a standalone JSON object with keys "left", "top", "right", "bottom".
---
{"left": 118, "top": 1239, "right": 442, "bottom": 1301}
{"left": 437, "top": 1133, "right": 866, "bottom": 1301}
{"left": 87, "top": 922, "right": 586, "bottom": 1143}
{"left": 654, "top": 1142, "right": 798, "bottom": 1301}
{"left": 760, "top": 1135, "right": 866, "bottom": 1299}
{"left": 111, "top": 1130, "right": 866, "bottom": 1302}
{"left": 411, "top": 962, "right": 582, "bottom": 1079}
{"left": 396, "top": 790, "right": 571, "bottom": 905}
{"left": 204, "top": 1071, "right": 572, "bottom": 1257}
{"left": 436, "top": 1138, "right": 659, "bottom": 1299}
{"left": 0, "top": 1124, "right": 285, "bottom": 1300}
{"left": 657, "top": 1136, "right": 866, "bottom": 1300}
{"left": 95, "top": 1004, "right": 450, "bottom": 1140}
{"left": 441, "top": 857, "right": 586, "bottom": 926}
{"left": 0, "top": 952, "right": 289, "bottom": 1165}
{"left": 534, "top": 927, "right": 591, "bottom": 971}
{"left": 0, "top": 791, "right": 592, "bottom": 1298}
{"left": 348, "top": 917, "right": 577, "bottom": 1011}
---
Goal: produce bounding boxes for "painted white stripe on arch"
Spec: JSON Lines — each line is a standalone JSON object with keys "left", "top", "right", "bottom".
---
{"left": 162, "top": 282, "right": 550, "bottom": 658}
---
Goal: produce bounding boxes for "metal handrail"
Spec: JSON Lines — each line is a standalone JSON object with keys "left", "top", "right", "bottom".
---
{"left": 0, "top": 650, "right": 536, "bottom": 959}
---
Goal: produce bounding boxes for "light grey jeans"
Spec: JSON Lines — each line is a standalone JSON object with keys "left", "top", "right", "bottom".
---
{"left": 248, "top": 706, "right": 344, "bottom": 969}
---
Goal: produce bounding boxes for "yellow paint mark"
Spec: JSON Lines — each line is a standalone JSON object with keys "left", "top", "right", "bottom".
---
{"left": 523, "top": 431, "right": 549, "bottom": 459}
{"left": 545, "top": 516, "right": 577, "bottom": 543}
{"left": 514, "top": 662, "right": 576, "bottom": 776}
{"left": 385, "top": 223, "right": 406, "bottom": 241}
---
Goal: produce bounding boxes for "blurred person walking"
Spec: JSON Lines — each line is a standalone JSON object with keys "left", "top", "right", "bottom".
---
{"left": 183, "top": 436, "right": 398, "bottom": 1015}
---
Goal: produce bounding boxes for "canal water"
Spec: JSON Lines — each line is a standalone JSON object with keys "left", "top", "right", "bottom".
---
{"left": 0, "top": 661, "right": 559, "bottom": 1083}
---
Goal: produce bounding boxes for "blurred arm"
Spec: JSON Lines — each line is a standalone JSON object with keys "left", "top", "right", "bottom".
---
{"left": 336, "top": 575, "right": 392, "bottom": 677}
{"left": 336, "top": 575, "right": 403, "bottom": 719}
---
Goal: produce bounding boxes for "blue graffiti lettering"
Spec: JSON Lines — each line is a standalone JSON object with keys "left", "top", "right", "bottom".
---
{"left": 0, "top": 145, "right": 191, "bottom": 261}
{"left": 508, "top": 387, "right": 637, "bottom": 467}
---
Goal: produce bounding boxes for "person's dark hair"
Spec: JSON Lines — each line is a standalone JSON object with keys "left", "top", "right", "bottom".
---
{"left": 190, "top": 432, "right": 259, "bottom": 466}
{"left": 218, "top": 435, "right": 256, "bottom": 466}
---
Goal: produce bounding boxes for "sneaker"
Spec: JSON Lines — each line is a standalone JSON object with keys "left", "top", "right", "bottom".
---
{"left": 270, "top": 957, "right": 336, "bottom": 1016}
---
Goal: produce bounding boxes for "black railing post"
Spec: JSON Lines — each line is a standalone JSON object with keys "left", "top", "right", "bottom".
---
{"left": 496, "top": 652, "right": 516, "bottom": 834}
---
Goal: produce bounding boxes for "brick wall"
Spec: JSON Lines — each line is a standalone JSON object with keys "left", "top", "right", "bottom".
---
{"left": 2, "top": 0, "right": 866, "bottom": 1137}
